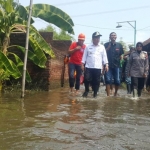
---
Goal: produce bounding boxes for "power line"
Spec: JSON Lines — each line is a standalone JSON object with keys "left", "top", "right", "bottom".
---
{"left": 75, "top": 23, "right": 133, "bottom": 31}
{"left": 53, "top": 0, "right": 99, "bottom": 6}
{"left": 75, "top": 23, "right": 150, "bottom": 31}
{"left": 71, "top": 5, "right": 150, "bottom": 17}
{"left": 34, "top": 18, "right": 150, "bottom": 32}
{"left": 137, "top": 26, "right": 150, "bottom": 31}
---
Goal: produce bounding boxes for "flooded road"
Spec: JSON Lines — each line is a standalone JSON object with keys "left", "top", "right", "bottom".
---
{"left": 0, "top": 85, "right": 150, "bottom": 150}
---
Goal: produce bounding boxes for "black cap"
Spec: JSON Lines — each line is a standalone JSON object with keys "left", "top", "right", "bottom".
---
{"left": 92, "top": 32, "right": 102, "bottom": 38}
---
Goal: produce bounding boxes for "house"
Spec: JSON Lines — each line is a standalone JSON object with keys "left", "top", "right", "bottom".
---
{"left": 10, "top": 32, "right": 71, "bottom": 90}
{"left": 143, "top": 38, "right": 150, "bottom": 53}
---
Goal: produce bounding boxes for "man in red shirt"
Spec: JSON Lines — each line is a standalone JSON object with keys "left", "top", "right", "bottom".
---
{"left": 68, "top": 33, "right": 86, "bottom": 94}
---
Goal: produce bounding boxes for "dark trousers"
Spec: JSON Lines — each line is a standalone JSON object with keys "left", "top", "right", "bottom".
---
{"left": 68, "top": 63, "right": 82, "bottom": 90}
{"left": 146, "top": 72, "right": 150, "bottom": 87}
{"left": 131, "top": 77, "right": 145, "bottom": 90}
{"left": 84, "top": 68, "right": 101, "bottom": 94}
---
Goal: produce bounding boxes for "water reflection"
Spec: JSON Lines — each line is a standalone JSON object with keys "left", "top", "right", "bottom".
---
{"left": 0, "top": 86, "right": 150, "bottom": 149}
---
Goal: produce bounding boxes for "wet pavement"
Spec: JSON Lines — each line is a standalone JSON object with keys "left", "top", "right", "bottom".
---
{"left": 0, "top": 85, "right": 150, "bottom": 150}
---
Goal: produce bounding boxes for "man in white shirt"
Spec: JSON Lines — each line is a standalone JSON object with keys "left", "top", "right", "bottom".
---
{"left": 81, "top": 32, "right": 109, "bottom": 98}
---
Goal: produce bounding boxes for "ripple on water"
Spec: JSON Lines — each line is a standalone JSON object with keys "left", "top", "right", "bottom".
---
{"left": 0, "top": 86, "right": 150, "bottom": 149}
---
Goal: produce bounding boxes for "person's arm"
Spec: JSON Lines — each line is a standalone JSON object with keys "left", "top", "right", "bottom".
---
{"left": 68, "top": 43, "right": 81, "bottom": 55}
{"left": 104, "top": 42, "right": 111, "bottom": 51}
{"left": 127, "top": 54, "right": 133, "bottom": 76}
{"left": 125, "top": 57, "right": 129, "bottom": 77}
{"left": 124, "top": 51, "right": 130, "bottom": 57}
{"left": 81, "top": 47, "right": 88, "bottom": 70}
{"left": 144, "top": 56, "right": 149, "bottom": 77}
{"left": 120, "top": 44, "right": 124, "bottom": 59}
{"left": 102, "top": 46, "right": 109, "bottom": 72}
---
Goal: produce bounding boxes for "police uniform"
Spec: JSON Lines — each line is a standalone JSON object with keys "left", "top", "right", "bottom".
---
{"left": 128, "top": 50, "right": 149, "bottom": 96}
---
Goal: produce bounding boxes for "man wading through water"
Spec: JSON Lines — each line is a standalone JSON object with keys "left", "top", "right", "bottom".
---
{"left": 68, "top": 33, "right": 86, "bottom": 95}
{"left": 81, "top": 32, "right": 108, "bottom": 98}
{"left": 104, "top": 32, "right": 124, "bottom": 96}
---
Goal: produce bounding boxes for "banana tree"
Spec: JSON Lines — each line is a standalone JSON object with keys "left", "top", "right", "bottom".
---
{"left": 0, "top": 0, "right": 74, "bottom": 90}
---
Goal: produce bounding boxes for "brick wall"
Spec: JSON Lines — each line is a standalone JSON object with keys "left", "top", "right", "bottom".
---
{"left": 9, "top": 32, "right": 71, "bottom": 90}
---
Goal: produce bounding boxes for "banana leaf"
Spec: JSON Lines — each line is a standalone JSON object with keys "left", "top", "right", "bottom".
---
{"left": 28, "top": 4, "right": 74, "bottom": 34}
{"left": 29, "top": 25, "right": 55, "bottom": 58}
{"left": 8, "top": 52, "right": 31, "bottom": 82}
{"left": 16, "top": 5, "right": 34, "bottom": 24}
{"left": 3, "top": 0, "right": 14, "bottom": 13}
{"left": 10, "top": 24, "right": 55, "bottom": 59}
{"left": 0, "top": 51, "right": 21, "bottom": 79}
{"left": 0, "top": 69, "right": 10, "bottom": 81}
{"left": 14, "top": 45, "right": 46, "bottom": 68}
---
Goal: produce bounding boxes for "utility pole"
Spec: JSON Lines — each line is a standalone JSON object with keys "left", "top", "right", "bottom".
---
{"left": 21, "top": 0, "right": 33, "bottom": 98}
{"left": 116, "top": 20, "right": 136, "bottom": 47}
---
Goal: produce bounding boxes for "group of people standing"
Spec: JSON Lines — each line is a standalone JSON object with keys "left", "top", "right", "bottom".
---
{"left": 67, "top": 31, "right": 149, "bottom": 98}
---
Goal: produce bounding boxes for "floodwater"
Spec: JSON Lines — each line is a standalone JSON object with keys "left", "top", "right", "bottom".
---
{"left": 0, "top": 85, "right": 150, "bottom": 150}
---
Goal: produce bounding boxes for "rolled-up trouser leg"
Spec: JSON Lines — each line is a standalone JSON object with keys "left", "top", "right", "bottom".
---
{"left": 113, "top": 67, "right": 120, "bottom": 86}
{"left": 105, "top": 68, "right": 112, "bottom": 85}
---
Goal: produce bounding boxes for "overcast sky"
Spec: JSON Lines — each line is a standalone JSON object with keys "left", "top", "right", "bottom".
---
{"left": 19, "top": 0, "right": 150, "bottom": 46}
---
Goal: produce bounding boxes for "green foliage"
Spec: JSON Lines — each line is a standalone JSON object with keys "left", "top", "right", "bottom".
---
{"left": 0, "top": 69, "right": 10, "bottom": 81}
{"left": 39, "top": 25, "right": 74, "bottom": 41}
{"left": 128, "top": 44, "right": 134, "bottom": 49}
{"left": 0, "top": 0, "right": 74, "bottom": 85}
{"left": 29, "top": 4, "right": 74, "bottom": 34}
{"left": 119, "top": 37, "right": 128, "bottom": 52}
{"left": 30, "top": 25, "right": 55, "bottom": 57}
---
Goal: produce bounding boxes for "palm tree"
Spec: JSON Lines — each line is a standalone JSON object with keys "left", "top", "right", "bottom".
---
{"left": 0, "top": 0, "right": 74, "bottom": 88}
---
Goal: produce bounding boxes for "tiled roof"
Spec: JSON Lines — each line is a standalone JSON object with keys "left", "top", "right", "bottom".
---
{"left": 143, "top": 38, "right": 150, "bottom": 46}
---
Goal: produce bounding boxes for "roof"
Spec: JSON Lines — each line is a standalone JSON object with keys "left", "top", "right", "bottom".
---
{"left": 143, "top": 38, "right": 150, "bottom": 46}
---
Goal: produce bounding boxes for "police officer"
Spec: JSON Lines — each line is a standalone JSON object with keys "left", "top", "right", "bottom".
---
{"left": 81, "top": 32, "right": 108, "bottom": 98}
{"left": 128, "top": 42, "right": 149, "bottom": 97}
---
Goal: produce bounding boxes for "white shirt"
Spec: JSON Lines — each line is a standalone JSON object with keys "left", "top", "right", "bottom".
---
{"left": 81, "top": 43, "right": 108, "bottom": 69}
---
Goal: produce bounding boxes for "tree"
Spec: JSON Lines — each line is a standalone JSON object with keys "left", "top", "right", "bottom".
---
{"left": 39, "top": 24, "right": 75, "bottom": 41}
{"left": 0, "top": 0, "right": 74, "bottom": 88}
{"left": 128, "top": 44, "right": 134, "bottom": 49}
{"left": 119, "top": 37, "right": 128, "bottom": 52}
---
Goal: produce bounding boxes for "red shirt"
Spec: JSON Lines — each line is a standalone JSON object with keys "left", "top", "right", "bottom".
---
{"left": 69, "top": 42, "right": 86, "bottom": 65}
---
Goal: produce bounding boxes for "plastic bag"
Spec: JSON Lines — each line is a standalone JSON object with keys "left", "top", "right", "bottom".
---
{"left": 80, "top": 74, "right": 84, "bottom": 84}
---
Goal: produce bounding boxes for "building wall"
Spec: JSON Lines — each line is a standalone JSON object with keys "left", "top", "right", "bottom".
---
{"left": 9, "top": 32, "right": 71, "bottom": 90}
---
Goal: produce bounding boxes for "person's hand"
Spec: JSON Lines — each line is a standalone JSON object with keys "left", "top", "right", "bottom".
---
{"left": 102, "top": 69, "right": 105, "bottom": 75}
{"left": 81, "top": 64, "right": 84, "bottom": 71}
{"left": 120, "top": 55, "right": 123, "bottom": 60}
{"left": 107, "top": 42, "right": 111, "bottom": 50}
{"left": 75, "top": 46, "right": 81, "bottom": 51}
{"left": 105, "top": 64, "right": 109, "bottom": 72}
{"left": 143, "top": 73, "right": 147, "bottom": 78}
{"left": 123, "top": 55, "right": 128, "bottom": 59}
